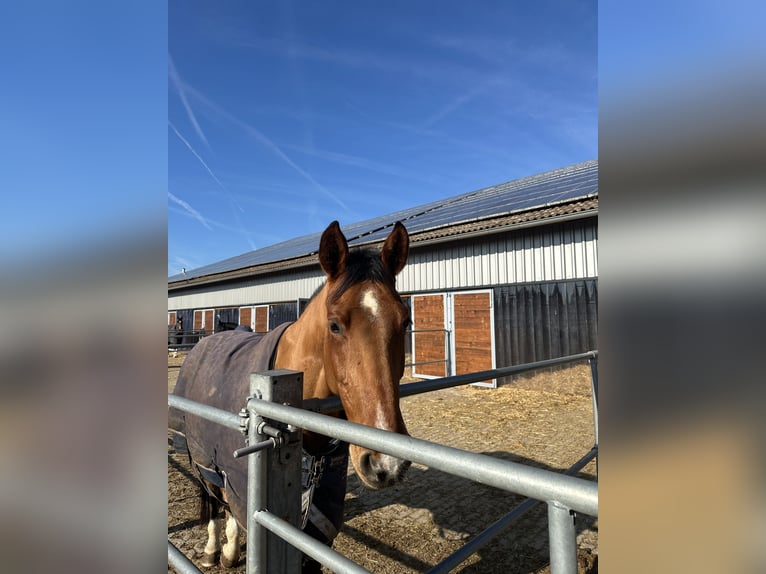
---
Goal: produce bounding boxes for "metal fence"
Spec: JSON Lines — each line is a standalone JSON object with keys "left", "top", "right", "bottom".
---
{"left": 405, "top": 328, "right": 452, "bottom": 378}
{"left": 167, "top": 329, "right": 207, "bottom": 350}
{"left": 168, "top": 351, "right": 598, "bottom": 574}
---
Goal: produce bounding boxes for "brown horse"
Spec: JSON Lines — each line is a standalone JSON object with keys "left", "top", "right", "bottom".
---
{"left": 171, "top": 221, "right": 412, "bottom": 570}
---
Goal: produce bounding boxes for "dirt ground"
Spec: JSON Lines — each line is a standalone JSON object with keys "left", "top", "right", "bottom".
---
{"left": 168, "top": 352, "right": 598, "bottom": 573}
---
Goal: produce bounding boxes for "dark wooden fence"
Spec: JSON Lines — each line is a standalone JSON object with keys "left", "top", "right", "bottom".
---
{"left": 494, "top": 279, "right": 597, "bottom": 372}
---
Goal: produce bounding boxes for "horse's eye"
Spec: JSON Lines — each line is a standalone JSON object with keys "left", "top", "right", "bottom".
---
{"left": 329, "top": 320, "right": 343, "bottom": 335}
{"left": 402, "top": 317, "right": 412, "bottom": 331}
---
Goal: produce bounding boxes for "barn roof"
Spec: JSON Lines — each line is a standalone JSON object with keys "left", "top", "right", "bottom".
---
{"left": 169, "top": 159, "right": 598, "bottom": 288}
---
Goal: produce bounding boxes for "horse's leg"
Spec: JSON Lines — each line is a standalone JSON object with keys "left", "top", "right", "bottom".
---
{"left": 199, "top": 483, "right": 222, "bottom": 568}
{"left": 220, "top": 509, "right": 241, "bottom": 568}
{"left": 201, "top": 516, "right": 222, "bottom": 567}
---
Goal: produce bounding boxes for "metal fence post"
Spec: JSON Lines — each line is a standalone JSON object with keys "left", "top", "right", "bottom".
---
{"left": 246, "top": 378, "right": 267, "bottom": 574}
{"left": 588, "top": 356, "right": 599, "bottom": 449}
{"left": 588, "top": 355, "right": 599, "bottom": 479}
{"left": 247, "top": 370, "right": 303, "bottom": 574}
{"left": 548, "top": 502, "right": 577, "bottom": 574}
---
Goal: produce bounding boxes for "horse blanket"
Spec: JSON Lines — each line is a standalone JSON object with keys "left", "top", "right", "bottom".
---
{"left": 169, "top": 322, "right": 349, "bottom": 547}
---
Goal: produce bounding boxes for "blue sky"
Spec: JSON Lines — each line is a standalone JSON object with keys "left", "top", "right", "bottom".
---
{"left": 168, "top": 1, "right": 597, "bottom": 276}
{"left": 0, "top": 3, "right": 166, "bottom": 269}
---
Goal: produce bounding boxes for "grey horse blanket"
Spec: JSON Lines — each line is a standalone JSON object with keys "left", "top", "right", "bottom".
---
{"left": 169, "top": 322, "right": 292, "bottom": 528}
{"left": 169, "top": 321, "right": 349, "bottom": 552}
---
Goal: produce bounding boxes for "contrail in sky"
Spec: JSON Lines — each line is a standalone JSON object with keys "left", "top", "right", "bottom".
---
{"left": 168, "top": 122, "right": 245, "bottom": 213}
{"left": 234, "top": 115, "right": 351, "bottom": 212}
{"left": 182, "top": 82, "right": 351, "bottom": 213}
{"left": 168, "top": 55, "right": 210, "bottom": 148}
{"left": 169, "top": 122, "right": 221, "bottom": 185}
{"left": 422, "top": 78, "right": 500, "bottom": 128}
{"left": 168, "top": 191, "right": 213, "bottom": 230}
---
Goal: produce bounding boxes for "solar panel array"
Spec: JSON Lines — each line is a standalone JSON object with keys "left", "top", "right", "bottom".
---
{"left": 169, "top": 159, "right": 597, "bottom": 282}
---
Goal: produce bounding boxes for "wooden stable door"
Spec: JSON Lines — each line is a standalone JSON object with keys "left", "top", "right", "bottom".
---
{"left": 412, "top": 294, "right": 448, "bottom": 377}
{"left": 254, "top": 306, "right": 268, "bottom": 332}
{"left": 412, "top": 291, "right": 495, "bottom": 387}
{"left": 239, "top": 305, "right": 269, "bottom": 332}
{"left": 239, "top": 306, "right": 252, "bottom": 329}
{"left": 452, "top": 291, "right": 495, "bottom": 387}
{"left": 194, "top": 309, "right": 214, "bottom": 333}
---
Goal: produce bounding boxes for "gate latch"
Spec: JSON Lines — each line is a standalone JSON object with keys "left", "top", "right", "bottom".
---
{"left": 233, "top": 420, "right": 295, "bottom": 458}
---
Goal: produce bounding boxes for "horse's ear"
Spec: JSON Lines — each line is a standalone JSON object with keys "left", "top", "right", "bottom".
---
{"left": 381, "top": 221, "right": 409, "bottom": 276}
{"left": 319, "top": 221, "right": 348, "bottom": 279}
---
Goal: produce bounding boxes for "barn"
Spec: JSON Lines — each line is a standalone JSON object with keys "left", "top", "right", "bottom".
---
{"left": 168, "top": 159, "right": 597, "bottom": 387}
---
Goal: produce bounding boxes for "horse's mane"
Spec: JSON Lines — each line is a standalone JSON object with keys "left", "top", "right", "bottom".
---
{"left": 309, "top": 247, "right": 395, "bottom": 304}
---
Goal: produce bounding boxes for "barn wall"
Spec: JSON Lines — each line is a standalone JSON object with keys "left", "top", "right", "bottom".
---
{"left": 398, "top": 218, "right": 597, "bottom": 293}
{"left": 214, "top": 307, "right": 238, "bottom": 331}
{"left": 493, "top": 278, "right": 598, "bottom": 375}
{"left": 168, "top": 268, "right": 325, "bottom": 310}
{"left": 168, "top": 219, "right": 598, "bottom": 364}
{"left": 269, "top": 302, "right": 301, "bottom": 329}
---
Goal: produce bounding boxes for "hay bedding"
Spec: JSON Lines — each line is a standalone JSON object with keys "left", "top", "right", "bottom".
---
{"left": 168, "top": 354, "right": 598, "bottom": 573}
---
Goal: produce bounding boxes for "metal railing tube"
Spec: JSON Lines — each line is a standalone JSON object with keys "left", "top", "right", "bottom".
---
{"left": 246, "top": 379, "right": 268, "bottom": 574}
{"left": 427, "top": 498, "right": 537, "bottom": 574}
{"left": 426, "top": 446, "right": 598, "bottom": 574}
{"left": 168, "top": 541, "right": 204, "bottom": 574}
{"left": 403, "top": 351, "right": 598, "bottom": 397}
{"left": 168, "top": 394, "right": 242, "bottom": 431}
{"left": 248, "top": 399, "right": 598, "bottom": 516}
{"left": 589, "top": 356, "right": 599, "bottom": 448}
{"left": 547, "top": 502, "right": 578, "bottom": 574}
{"left": 444, "top": 328, "right": 452, "bottom": 378}
{"left": 254, "top": 511, "right": 372, "bottom": 574}
{"left": 304, "top": 351, "right": 599, "bottom": 414}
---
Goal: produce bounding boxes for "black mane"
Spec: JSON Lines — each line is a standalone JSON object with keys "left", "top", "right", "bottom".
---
{"left": 311, "top": 247, "right": 394, "bottom": 303}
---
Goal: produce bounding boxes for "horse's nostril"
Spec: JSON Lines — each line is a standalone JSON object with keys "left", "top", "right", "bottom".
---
{"left": 360, "top": 451, "right": 372, "bottom": 471}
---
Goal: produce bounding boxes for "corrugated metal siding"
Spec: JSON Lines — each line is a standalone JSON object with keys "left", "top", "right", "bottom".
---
{"left": 493, "top": 279, "right": 598, "bottom": 376}
{"left": 269, "top": 302, "right": 300, "bottom": 328}
{"left": 168, "top": 218, "right": 597, "bottom": 311}
{"left": 167, "top": 269, "right": 325, "bottom": 311}
{"left": 214, "top": 308, "right": 238, "bottom": 331}
{"left": 398, "top": 219, "right": 597, "bottom": 293}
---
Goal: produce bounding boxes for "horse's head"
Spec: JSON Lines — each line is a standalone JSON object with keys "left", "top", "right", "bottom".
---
{"left": 318, "top": 220, "right": 411, "bottom": 489}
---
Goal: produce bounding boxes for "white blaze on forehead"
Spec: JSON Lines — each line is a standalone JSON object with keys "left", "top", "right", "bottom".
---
{"left": 361, "top": 289, "right": 379, "bottom": 318}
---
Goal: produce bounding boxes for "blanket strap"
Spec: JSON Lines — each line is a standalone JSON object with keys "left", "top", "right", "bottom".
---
{"left": 301, "top": 439, "right": 348, "bottom": 542}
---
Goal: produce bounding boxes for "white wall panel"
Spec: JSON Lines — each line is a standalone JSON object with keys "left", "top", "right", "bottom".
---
{"left": 168, "top": 269, "right": 325, "bottom": 310}
{"left": 396, "top": 219, "right": 598, "bottom": 293}
{"left": 168, "top": 219, "right": 598, "bottom": 311}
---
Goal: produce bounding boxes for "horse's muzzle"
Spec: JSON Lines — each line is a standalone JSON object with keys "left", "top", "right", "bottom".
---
{"left": 354, "top": 448, "right": 411, "bottom": 490}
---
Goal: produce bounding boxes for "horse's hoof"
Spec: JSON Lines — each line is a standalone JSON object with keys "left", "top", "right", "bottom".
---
{"left": 201, "top": 552, "right": 219, "bottom": 568}
{"left": 220, "top": 554, "right": 240, "bottom": 569}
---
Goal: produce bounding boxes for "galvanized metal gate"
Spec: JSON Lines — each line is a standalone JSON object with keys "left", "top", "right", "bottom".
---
{"left": 168, "top": 351, "right": 598, "bottom": 574}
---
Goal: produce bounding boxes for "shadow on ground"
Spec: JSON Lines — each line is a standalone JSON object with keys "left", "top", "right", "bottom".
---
{"left": 340, "top": 450, "right": 598, "bottom": 573}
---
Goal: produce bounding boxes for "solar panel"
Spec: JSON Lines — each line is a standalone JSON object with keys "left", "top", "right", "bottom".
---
{"left": 169, "top": 159, "right": 597, "bottom": 282}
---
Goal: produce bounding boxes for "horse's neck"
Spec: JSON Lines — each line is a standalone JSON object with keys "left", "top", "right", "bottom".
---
{"left": 274, "top": 286, "right": 337, "bottom": 454}
{"left": 275, "top": 285, "right": 331, "bottom": 400}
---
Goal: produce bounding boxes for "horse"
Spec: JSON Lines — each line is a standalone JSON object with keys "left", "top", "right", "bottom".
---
{"left": 168, "top": 318, "right": 183, "bottom": 347}
{"left": 170, "top": 220, "right": 412, "bottom": 571}
{"left": 216, "top": 319, "right": 241, "bottom": 332}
